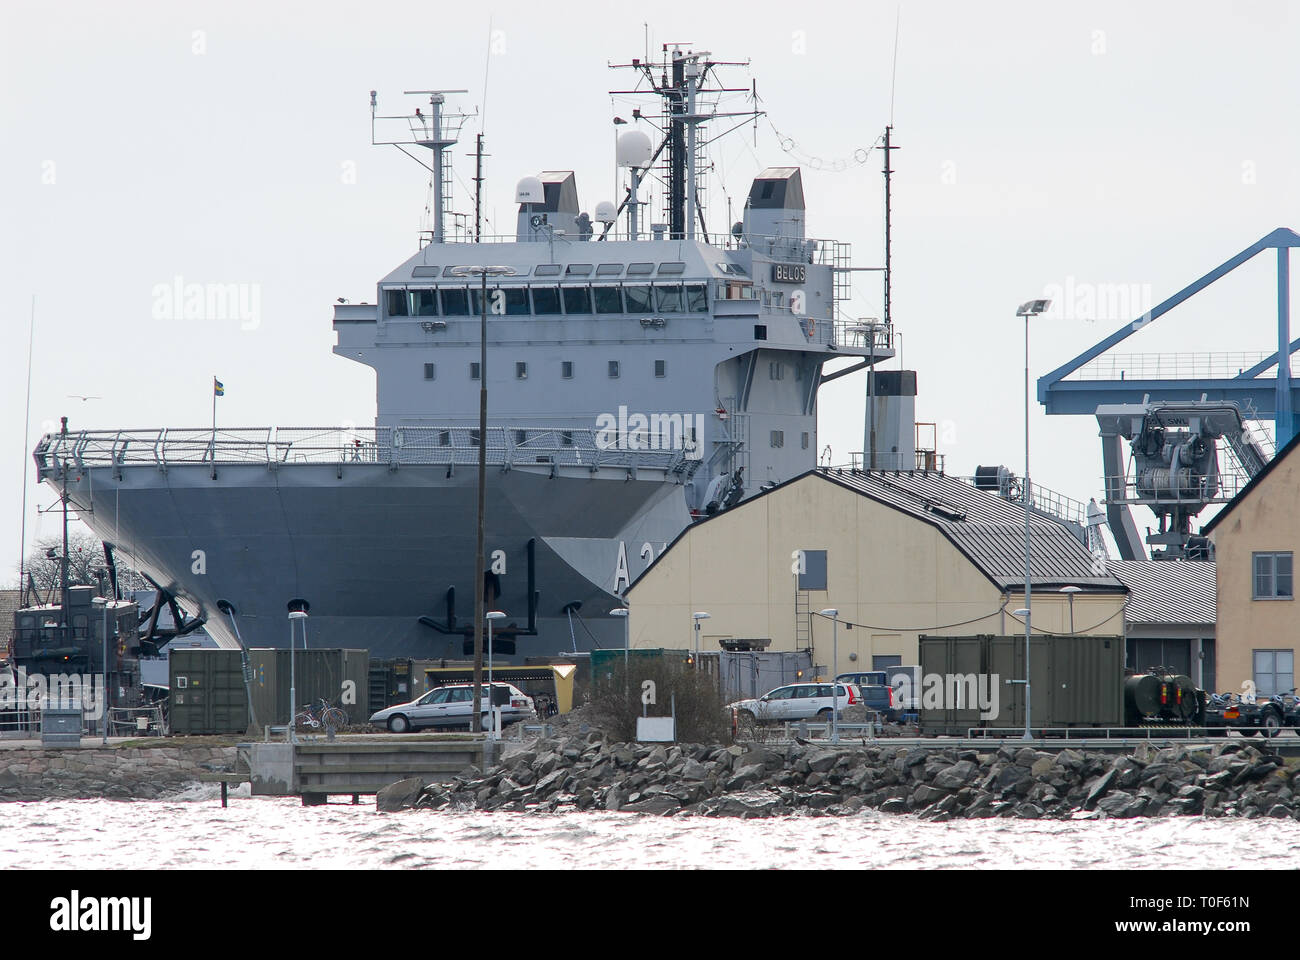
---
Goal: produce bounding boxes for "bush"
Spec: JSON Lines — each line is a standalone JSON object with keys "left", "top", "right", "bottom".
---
{"left": 587, "top": 657, "right": 730, "bottom": 744}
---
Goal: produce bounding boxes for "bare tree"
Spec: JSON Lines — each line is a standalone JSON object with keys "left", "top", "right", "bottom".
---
{"left": 20, "top": 533, "right": 151, "bottom": 599}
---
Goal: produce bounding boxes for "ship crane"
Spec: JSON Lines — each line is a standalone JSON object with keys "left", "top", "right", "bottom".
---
{"left": 1039, "top": 227, "right": 1300, "bottom": 560}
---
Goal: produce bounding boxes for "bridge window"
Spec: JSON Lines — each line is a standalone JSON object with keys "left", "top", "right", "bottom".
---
{"left": 596, "top": 263, "right": 624, "bottom": 277}
{"left": 628, "top": 262, "right": 655, "bottom": 276}
{"left": 592, "top": 286, "right": 623, "bottom": 314}
{"left": 562, "top": 287, "right": 592, "bottom": 314}
{"left": 386, "top": 289, "right": 409, "bottom": 317}
{"left": 685, "top": 284, "right": 708, "bottom": 312}
{"left": 658, "top": 261, "right": 686, "bottom": 275}
{"left": 566, "top": 263, "right": 593, "bottom": 276}
{"left": 412, "top": 290, "right": 438, "bottom": 316}
{"left": 654, "top": 285, "right": 684, "bottom": 313}
{"left": 624, "top": 285, "right": 653, "bottom": 314}
{"left": 535, "top": 264, "right": 562, "bottom": 277}
{"left": 532, "top": 286, "right": 562, "bottom": 315}
{"left": 441, "top": 289, "right": 470, "bottom": 316}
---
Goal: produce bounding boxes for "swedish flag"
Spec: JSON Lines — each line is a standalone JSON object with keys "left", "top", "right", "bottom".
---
{"left": 213, "top": 378, "right": 225, "bottom": 397}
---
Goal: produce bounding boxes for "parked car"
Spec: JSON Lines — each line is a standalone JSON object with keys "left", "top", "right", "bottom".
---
{"left": 369, "top": 682, "right": 535, "bottom": 733}
{"left": 727, "top": 682, "right": 857, "bottom": 723}
{"left": 837, "top": 673, "right": 898, "bottom": 721}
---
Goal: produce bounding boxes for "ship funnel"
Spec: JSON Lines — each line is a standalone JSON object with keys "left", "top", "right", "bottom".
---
{"left": 742, "top": 167, "right": 806, "bottom": 244}
{"left": 516, "top": 171, "right": 581, "bottom": 242}
{"left": 864, "top": 370, "right": 917, "bottom": 472}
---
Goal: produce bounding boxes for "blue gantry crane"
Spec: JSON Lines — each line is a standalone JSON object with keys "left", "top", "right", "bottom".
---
{"left": 1038, "top": 227, "right": 1299, "bottom": 561}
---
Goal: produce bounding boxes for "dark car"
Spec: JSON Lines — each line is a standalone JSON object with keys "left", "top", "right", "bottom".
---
{"left": 836, "top": 673, "right": 897, "bottom": 721}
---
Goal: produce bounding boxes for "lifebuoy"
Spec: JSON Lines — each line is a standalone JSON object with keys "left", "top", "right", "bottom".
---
{"left": 806, "top": 317, "right": 816, "bottom": 337}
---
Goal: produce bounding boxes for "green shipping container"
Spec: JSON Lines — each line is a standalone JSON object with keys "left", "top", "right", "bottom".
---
{"left": 169, "top": 649, "right": 251, "bottom": 736}
{"left": 247, "top": 648, "right": 370, "bottom": 727}
{"left": 919, "top": 634, "right": 1124, "bottom": 736}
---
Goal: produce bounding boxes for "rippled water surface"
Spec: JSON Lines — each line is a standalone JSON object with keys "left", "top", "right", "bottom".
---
{"left": 2, "top": 786, "right": 1296, "bottom": 869}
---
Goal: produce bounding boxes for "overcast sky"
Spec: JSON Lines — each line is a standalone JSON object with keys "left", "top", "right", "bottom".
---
{"left": 2, "top": 0, "right": 1297, "bottom": 581}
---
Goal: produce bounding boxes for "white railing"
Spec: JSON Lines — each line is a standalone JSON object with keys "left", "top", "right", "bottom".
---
{"left": 34, "top": 426, "right": 703, "bottom": 475}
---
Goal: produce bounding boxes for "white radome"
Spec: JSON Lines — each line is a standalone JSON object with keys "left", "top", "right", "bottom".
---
{"left": 515, "top": 176, "right": 544, "bottom": 204}
{"left": 616, "top": 130, "right": 653, "bottom": 169}
{"left": 593, "top": 201, "right": 617, "bottom": 224}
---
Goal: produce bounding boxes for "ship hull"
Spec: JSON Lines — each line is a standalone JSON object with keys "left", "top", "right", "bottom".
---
{"left": 52, "top": 461, "right": 689, "bottom": 659}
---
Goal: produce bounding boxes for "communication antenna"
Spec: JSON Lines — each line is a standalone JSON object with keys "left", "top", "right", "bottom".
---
{"left": 17, "top": 296, "right": 35, "bottom": 607}
{"left": 370, "top": 88, "right": 473, "bottom": 243}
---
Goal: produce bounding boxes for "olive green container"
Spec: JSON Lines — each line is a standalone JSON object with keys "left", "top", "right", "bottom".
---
{"left": 169, "top": 649, "right": 251, "bottom": 736}
{"left": 246, "top": 648, "right": 370, "bottom": 727}
{"left": 919, "top": 634, "right": 1124, "bottom": 735}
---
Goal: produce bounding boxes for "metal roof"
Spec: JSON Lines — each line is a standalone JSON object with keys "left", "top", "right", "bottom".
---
{"left": 1107, "top": 560, "right": 1217, "bottom": 626}
{"left": 818, "top": 468, "right": 1125, "bottom": 592}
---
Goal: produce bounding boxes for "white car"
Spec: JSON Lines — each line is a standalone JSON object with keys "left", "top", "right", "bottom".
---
{"left": 727, "top": 682, "right": 859, "bottom": 723}
{"left": 369, "top": 682, "right": 535, "bottom": 733}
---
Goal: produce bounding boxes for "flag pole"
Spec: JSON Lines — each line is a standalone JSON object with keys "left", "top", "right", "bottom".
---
{"left": 210, "top": 376, "right": 218, "bottom": 478}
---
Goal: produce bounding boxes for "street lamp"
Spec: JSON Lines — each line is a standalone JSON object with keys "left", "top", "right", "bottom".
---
{"left": 485, "top": 610, "right": 506, "bottom": 739}
{"left": 691, "top": 612, "right": 710, "bottom": 664}
{"left": 1059, "top": 585, "right": 1082, "bottom": 634}
{"left": 819, "top": 608, "right": 840, "bottom": 743}
{"left": 1015, "top": 298, "right": 1051, "bottom": 742}
{"left": 91, "top": 597, "right": 110, "bottom": 744}
{"left": 287, "top": 599, "right": 310, "bottom": 744}
{"left": 610, "top": 606, "right": 630, "bottom": 693}
{"left": 449, "top": 264, "right": 516, "bottom": 733}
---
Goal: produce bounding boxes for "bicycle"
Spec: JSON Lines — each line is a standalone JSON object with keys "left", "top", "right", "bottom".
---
{"left": 294, "top": 698, "right": 349, "bottom": 733}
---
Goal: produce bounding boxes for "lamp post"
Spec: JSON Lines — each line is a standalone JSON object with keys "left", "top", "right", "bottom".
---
{"left": 92, "top": 597, "right": 109, "bottom": 743}
{"left": 691, "top": 612, "right": 710, "bottom": 664}
{"left": 1015, "top": 298, "right": 1051, "bottom": 742}
{"left": 1059, "top": 585, "right": 1082, "bottom": 634}
{"left": 819, "top": 608, "right": 840, "bottom": 743}
{"left": 610, "top": 606, "right": 630, "bottom": 694}
{"left": 450, "top": 264, "right": 516, "bottom": 733}
{"left": 287, "top": 599, "right": 310, "bottom": 744}
{"left": 485, "top": 610, "right": 506, "bottom": 739}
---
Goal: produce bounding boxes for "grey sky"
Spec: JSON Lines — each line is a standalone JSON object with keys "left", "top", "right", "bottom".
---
{"left": 2, "top": 0, "right": 1297, "bottom": 579}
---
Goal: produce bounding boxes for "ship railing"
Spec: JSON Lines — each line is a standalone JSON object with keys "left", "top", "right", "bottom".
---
{"left": 33, "top": 426, "right": 701, "bottom": 476}
{"left": 419, "top": 231, "right": 847, "bottom": 261}
{"left": 1066, "top": 351, "right": 1293, "bottom": 381}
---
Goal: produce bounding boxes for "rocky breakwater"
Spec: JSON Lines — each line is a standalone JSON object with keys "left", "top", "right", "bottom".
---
{"left": 376, "top": 734, "right": 1300, "bottom": 820}
{"left": 0, "top": 744, "right": 238, "bottom": 801}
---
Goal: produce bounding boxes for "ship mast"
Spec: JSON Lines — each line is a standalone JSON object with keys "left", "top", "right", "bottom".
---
{"left": 608, "top": 47, "right": 758, "bottom": 242}
{"left": 370, "top": 88, "right": 472, "bottom": 244}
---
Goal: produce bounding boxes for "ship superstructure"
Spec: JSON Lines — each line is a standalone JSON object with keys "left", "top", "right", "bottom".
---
{"left": 34, "top": 46, "right": 895, "bottom": 657}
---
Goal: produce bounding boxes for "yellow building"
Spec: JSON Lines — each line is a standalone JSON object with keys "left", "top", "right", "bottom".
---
{"left": 627, "top": 468, "right": 1129, "bottom": 675}
{"left": 1203, "top": 432, "right": 1300, "bottom": 697}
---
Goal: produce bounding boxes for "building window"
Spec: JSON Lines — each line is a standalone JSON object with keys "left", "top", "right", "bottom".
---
{"left": 770, "top": 430, "right": 784, "bottom": 448}
{"left": 1253, "top": 552, "right": 1293, "bottom": 599}
{"left": 470, "top": 362, "right": 481, "bottom": 380}
{"left": 423, "top": 362, "right": 436, "bottom": 381}
{"left": 608, "top": 360, "right": 620, "bottom": 379}
{"left": 754, "top": 324, "right": 767, "bottom": 341}
{"left": 516, "top": 361, "right": 528, "bottom": 380}
{"left": 655, "top": 359, "right": 666, "bottom": 378}
{"left": 1253, "top": 649, "right": 1295, "bottom": 698}
{"left": 561, "top": 361, "right": 573, "bottom": 379}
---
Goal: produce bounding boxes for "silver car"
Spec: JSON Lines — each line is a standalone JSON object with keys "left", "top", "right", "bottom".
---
{"left": 727, "top": 682, "right": 858, "bottom": 723}
{"left": 369, "top": 682, "right": 535, "bottom": 733}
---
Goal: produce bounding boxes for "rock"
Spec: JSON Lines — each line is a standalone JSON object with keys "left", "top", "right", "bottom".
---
{"left": 680, "top": 758, "right": 708, "bottom": 780}
{"left": 1014, "top": 802, "right": 1044, "bottom": 819}
{"left": 725, "top": 763, "right": 767, "bottom": 791}
{"left": 880, "top": 797, "right": 908, "bottom": 814}
{"left": 1030, "top": 757, "right": 1054, "bottom": 778}
{"left": 376, "top": 777, "right": 425, "bottom": 812}
{"left": 622, "top": 796, "right": 680, "bottom": 816}
{"left": 1083, "top": 768, "right": 1117, "bottom": 810}
{"left": 934, "top": 760, "right": 979, "bottom": 791}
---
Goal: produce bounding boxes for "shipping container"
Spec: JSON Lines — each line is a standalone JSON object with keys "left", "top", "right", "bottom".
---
{"left": 919, "top": 634, "right": 1124, "bottom": 735}
{"left": 368, "top": 658, "right": 414, "bottom": 713}
{"left": 169, "top": 649, "right": 251, "bottom": 736}
{"left": 247, "top": 648, "right": 370, "bottom": 727}
{"left": 715, "top": 650, "right": 815, "bottom": 703}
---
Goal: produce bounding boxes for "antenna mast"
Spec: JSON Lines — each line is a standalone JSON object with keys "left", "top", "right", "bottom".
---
{"left": 371, "top": 88, "right": 472, "bottom": 244}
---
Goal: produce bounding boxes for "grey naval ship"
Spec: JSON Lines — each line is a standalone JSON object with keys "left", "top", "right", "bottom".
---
{"left": 33, "top": 47, "right": 897, "bottom": 658}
